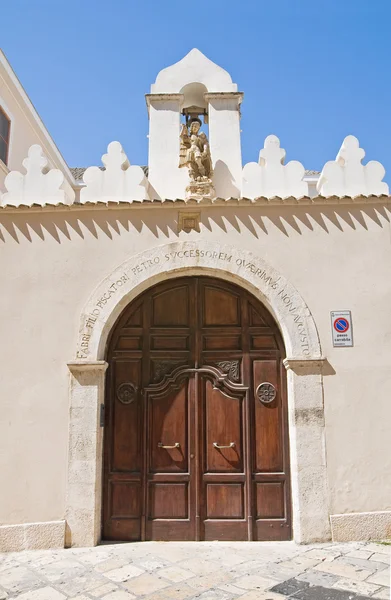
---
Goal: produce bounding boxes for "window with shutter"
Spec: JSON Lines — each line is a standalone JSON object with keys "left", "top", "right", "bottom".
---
{"left": 0, "top": 107, "right": 11, "bottom": 165}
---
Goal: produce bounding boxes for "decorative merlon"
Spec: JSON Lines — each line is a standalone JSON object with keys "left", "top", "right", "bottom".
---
{"left": 80, "top": 142, "right": 150, "bottom": 203}
{"left": 1, "top": 145, "right": 75, "bottom": 207}
{"left": 242, "top": 135, "right": 308, "bottom": 199}
{"left": 317, "top": 135, "right": 389, "bottom": 197}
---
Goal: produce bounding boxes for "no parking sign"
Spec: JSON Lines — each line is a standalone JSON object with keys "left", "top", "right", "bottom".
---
{"left": 331, "top": 311, "right": 353, "bottom": 347}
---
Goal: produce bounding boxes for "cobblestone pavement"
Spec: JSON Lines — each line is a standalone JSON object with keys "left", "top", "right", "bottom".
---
{"left": 0, "top": 541, "right": 389, "bottom": 600}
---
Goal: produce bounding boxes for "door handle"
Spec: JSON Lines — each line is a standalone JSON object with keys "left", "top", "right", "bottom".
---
{"left": 213, "top": 442, "right": 235, "bottom": 449}
{"left": 157, "top": 442, "right": 180, "bottom": 449}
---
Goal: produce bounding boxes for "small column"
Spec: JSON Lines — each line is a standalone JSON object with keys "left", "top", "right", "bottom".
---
{"left": 283, "top": 358, "right": 331, "bottom": 543}
{"left": 146, "top": 93, "right": 188, "bottom": 200}
{"left": 205, "top": 92, "right": 243, "bottom": 198}
{"left": 65, "top": 361, "right": 108, "bottom": 547}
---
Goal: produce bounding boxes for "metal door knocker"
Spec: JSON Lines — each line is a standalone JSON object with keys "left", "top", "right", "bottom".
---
{"left": 117, "top": 382, "right": 138, "bottom": 405}
{"left": 256, "top": 382, "right": 277, "bottom": 404}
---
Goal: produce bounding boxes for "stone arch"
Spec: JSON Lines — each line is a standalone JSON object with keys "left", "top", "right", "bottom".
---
{"left": 66, "top": 242, "right": 330, "bottom": 548}
{"left": 75, "top": 241, "right": 322, "bottom": 363}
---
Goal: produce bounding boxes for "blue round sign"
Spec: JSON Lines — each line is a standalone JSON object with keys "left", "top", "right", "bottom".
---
{"left": 333, "top": 317, "right": 349, "bottom": 333}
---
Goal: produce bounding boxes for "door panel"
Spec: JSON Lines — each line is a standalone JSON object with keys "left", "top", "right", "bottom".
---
{"left": 206, "top": 484, "right": 244, "bottom": 519}
{"left": 253, "top": 359, "right": 283, "bottom": 473}
{"left": 152, "top": 285, "right": 189, "bottom": 326}
{"left": 204, "top": 380, "right": 243, "bottom": 473}
{"left": 112, "top": 360, "right": 142, "bottom": 472}
{"left": 149, "top": 483, "right": 188, "bottom": 519}
{"left": 103, "top": 276, "right": 291, "bottom": 541}
{"left": 146, "top": 377, "right": 195, "bottom": 541}
{"left": 149, "top": 384, "right": 188, "bottom": 473}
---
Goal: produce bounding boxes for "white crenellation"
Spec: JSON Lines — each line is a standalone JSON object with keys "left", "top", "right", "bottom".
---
{"left": 80, "top": 141, "right": 150, "bottom": 203}
{"left": 317, "top": 135, "right": 389, "bottom": 197}
{"left": 242, "top": 135, "right": 308, "bottom": 199}
{"left": 1, "top": 144, "right": 75, "bottom": 206}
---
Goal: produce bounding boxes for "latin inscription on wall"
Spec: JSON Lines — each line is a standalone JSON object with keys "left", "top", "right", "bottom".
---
{"left": 77, "top": 247, "right": 312, "bottom": 359}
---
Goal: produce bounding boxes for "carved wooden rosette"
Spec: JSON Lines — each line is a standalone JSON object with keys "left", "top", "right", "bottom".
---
{"left": 116, "top": 382, "right": 138, "bottom": 405}
{"left": 256, "top": 382, "right": 277, "bottom": 404}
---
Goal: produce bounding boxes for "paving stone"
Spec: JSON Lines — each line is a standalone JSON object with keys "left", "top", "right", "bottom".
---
{"left": 341, "top": 555, "right": 388, "bottom": 572}
{"left": 211, "top": 552, "right": 248, "bottom": 567}
{"left": 0, "top": 541, "right": 387, "bottom": 600}
{"left": 89, "top": 582, "right": 120, "bottom": 597}
{"left": 371, "top": 587, "right": 391, "bottom": 599}
{"left": 370, "top": 553, "right": 390, "bottom": 565}
{"left": 313, "top": 559, "right": 374, "bottom": 581}
{"left": 101, "top": 591, "right": 136, "bottom": 600}
{"left": 0, "top": 558, "right": 20, "bottom": 573}
{"left": 134, "top": 557, "right": 168, "bottom": 571}
{"left": 157, "top": 565, "right": 196, "bottom": 582}
{"left": 345, "top": 550, "right": 374, "bottom": 560}
{"left": 177, "top": 556, "right": 222, "bottom": 575}
{"left": 332, "top": 577, "right": 381, "bottom": 596}
{"left": 237, "top": 593, "right": 286, "bottom": 600}
{"left": 366, "top": 567, "right": 390, "bottom": 586}
{"left": 55, "top": 575, "right": 104, "bottom": 596}
{"left": 16, "top": 587, "right": 67, "bottom": 600}
{"left": 158, "top": 582, "right": 196, "bottom": 599}
{"left": 76, "top": 550, "right": 112, "bottom": 565}
{"left": 196, "top": 591, "right": 231, "bottom": 600}
{"left": 104, "top": 564, "right": 145, "bottom": 583}
{"left": 95, "top": 558, "right": 130, "bottom": 574}
{"left": 322, "top": 543, "right": 363, "bottom": 555}
{"left": 187, "top": 572, "right": 232, "bottom": 591}
{"left": 304, "top": 548, "right": 342, "bottom": 561}
{"left": 144, "top": 545, "right": 195, "bottom": 563}
{"left": 362, "top": 543, "right": 391, "bottom": 555}
{"left": 233, "top": 574, "right": 278, "bottom": 591}
{"left": 0, "top": 566, "right": 43, "bottom": 595}
{"left": 278, "top": 555, "right": 321, "bottom": 572}
{"left": 36, "top": 558, "right": 87, "bottom": 582}
{"left": 218, "top": 581, "right": 251, "bottom": 594}
{"left": 227, "top": 559, "right": 269, "bottom": 576}
{"left": 123, "top": 572, "right": 169, "bottom": 595}
{"left": 296, "top": 570, "right": 341, "bottom": 588}
{"left": 270, "top": 577, "right": 310, "bottom": 596}
{"left": 291, "top": 586, "right": 362, "bottom": 599}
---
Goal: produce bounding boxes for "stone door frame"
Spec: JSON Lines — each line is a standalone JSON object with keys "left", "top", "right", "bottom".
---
{"left": 66, "top": 241, "right": 331, "bottom": 546}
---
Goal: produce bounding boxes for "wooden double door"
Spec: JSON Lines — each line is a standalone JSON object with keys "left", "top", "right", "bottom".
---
{"left": 103, "top": 277, "right": 291, "bottom": 541}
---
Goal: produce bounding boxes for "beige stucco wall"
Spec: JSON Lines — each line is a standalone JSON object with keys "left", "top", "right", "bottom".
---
{"left": 0, "top": 202, "right": 390, "bottom": 532}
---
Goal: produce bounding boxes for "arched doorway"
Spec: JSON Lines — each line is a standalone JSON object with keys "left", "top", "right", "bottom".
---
{"left": 102, "top": 276, "right": 291, "bottom": 542}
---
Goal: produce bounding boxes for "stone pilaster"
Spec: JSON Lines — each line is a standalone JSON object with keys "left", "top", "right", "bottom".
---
{"left": 65, "top": 361, "right": 108, "bottom": 547}
{"left": 283, "top": 358, "right": 331, "bottom": 543}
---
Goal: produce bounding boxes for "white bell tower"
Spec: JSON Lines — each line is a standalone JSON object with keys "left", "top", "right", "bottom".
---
{"left": 146, "top": 49, "right": 243, "bottom": 200}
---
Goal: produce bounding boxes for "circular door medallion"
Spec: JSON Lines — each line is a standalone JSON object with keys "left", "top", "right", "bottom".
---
{"left": 256, "top": 382, "right": 277, "bottom": 404}
{"left": 117, "top": 382, "right": 138, "bottom": 405}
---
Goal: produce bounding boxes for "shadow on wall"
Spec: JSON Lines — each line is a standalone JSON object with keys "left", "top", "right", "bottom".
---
{"left": 213, "top": 160, "right": 241, "bottom": 199}
{"left": 0, "top": 204, "right": 390, "bottom": 244}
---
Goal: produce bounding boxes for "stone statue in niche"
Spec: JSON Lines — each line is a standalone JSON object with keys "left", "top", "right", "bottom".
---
{"left": 179, "top": 117, "right": 215, "bottom": 200}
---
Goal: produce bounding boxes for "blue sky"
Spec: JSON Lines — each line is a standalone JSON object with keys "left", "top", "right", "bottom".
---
{"left": 2, "top": 1, "right": 391, "bottom": 182}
